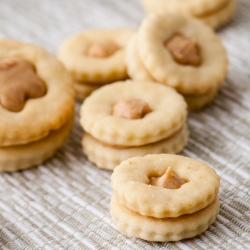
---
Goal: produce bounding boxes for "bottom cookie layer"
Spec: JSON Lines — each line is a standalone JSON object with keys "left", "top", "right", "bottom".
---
{"left": 75, "top": 81, "right": 102, "bottom": 101}
{"left": 0, "top": 116, "right": 74, "bottom": 172}
{"left": 110, "top": 195, "right": 220, "bottom": 242}
{"left": 183, "top": 87, "right": 219, "bottom": 111}
{"left": 82, "top": 124, "right": 189, "bottom": 170}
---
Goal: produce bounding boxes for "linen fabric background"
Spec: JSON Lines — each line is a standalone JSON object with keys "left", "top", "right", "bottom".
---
{"left": 0, "top": 0, "right": 250, "bottom": 249}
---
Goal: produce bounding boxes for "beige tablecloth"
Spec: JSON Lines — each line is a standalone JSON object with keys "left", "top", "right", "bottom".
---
{"left": 0, "top": 0, "right": 250, "bottom": 249}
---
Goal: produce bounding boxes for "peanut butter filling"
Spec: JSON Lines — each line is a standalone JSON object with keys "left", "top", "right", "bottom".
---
{"left": 112, "top": 99, "right": 151, "bottom": 119}
{"left": 0, "top": 58, "right": 46, "bottom": 112}
{"left": 150, "top": 167, "right": 185, "bottom": 189}
{"left": 86, "top": 41, "right": 120, "bottom": 58}
{"left": 165, "top": 34, "right": 201, "bottom": 66}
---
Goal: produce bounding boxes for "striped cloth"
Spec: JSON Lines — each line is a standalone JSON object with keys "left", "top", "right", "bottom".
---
{"left": 0, "top": 0, "right": 250, "bottom": 249}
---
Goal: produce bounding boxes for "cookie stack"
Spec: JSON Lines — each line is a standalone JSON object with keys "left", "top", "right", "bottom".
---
{"left": 141, "top": 0, "right": 236, "bottom": 29}
{"left": 110, "top": 154, "right": 221, "bottom": 242}
{"left": 58, "top": 29, "right": 134, "bottom": 100}
{"left": 80, "top": 81, "right": 189, "bottom": 170}
{"left": 126, "top": 12, "right": 228, "bottom": 110}
{"left": 0, "top": 39, "right": 75, "bottom": 172}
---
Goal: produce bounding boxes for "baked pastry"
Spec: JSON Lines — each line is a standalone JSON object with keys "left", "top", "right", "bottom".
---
{"left": 58, "top": 29, "right": 135, "bottom": 100}
{"left": 80, "top": 80, "right": 188, "bottom": 170}
{"left": 126, "top": 13, "right": 228, "bottom": 110}
{"left": 141, "top": 0, "right": 236, "bottom": 30}
{"left": 110, "top": 154, "right": 220, "bottom": 241}
{"left": 0, "top": 39, "right": 75, "bottom": 172}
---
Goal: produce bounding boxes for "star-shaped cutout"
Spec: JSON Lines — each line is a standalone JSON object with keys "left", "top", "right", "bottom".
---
{"left": 0, "top": 58, "right": 46, "bottom": 112}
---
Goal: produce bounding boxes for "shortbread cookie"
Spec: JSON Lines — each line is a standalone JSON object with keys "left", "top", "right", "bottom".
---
{"left": 80, "top": 80, "right": 187, "bottom": 146}
{"left": 111, "top": 154, "right": 220, "bottom": 218}
{"left": 0, "top": 39, "right": 75, "bottom": 171}
{"left": 110, "top": 195, "right": 220, "bottom": 242}
{"left": 82, "top": 124, "right": 189, "bottom": 170}
{"left": 138, "top": 12, "right": 228, "bottom": 95}
{"left": 58, "top": 29, "right": 134, "bottom": 100}
{"left": 126, "top": 34, "right": 218, "bottom": 110}
{"left": 141, "top": 0, "right": 236, "bottom": 29}
{"left": 110, "top": 154, "right": 221, "bottom": 241}
{"left": 126, "top": 13, "right": 228, "bottom": 110}
{"left": 0, "top": 116, "right": 73, "bottom": 172}
{"left": 0, "top": 39, "right": 75, "bottom": 146}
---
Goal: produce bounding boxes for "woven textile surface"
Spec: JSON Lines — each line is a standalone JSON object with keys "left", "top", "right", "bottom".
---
{"left": 0, "top": 0, "right": 250, "bottom": 249}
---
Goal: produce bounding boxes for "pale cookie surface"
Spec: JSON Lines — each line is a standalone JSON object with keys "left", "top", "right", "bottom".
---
{"left": 80, "top": 81, "right": 187, "bottom": 146}
{"left": 0, "top": 39, "right": 75, "bottom": 146}
{"left": 141, "top": 0, "right": 228, "bottom": 16}
{"left": 58, "top": 29, "right": 135, "bottom": 84}
{"left": 200, "top": 0, "right": 236, "bottom": 30}
{"left": 111, "top": 154, "right": 220, "bottom": 218}
{"left": 82, "top": 125, "right": 189, "bottom": 170}
{"left": 138, "top": 12, "right": 228, "bottom": 95}
{"left": 0, "top": 115, "right": 73, "bottom": 172}
{"left": 126, "top": 34, "right": 155, "bottom": 81}
{"left": 111, "top": 195, "right": 220, "bottom": 242}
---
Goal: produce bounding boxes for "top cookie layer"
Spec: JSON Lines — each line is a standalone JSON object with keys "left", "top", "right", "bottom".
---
{"left": 138, "top": 12, "right": 228, "bottom": 95}
{"left": 80, "top": 81, "right": 187, "bottom": 146}
{"left": 111, "top": 154, "right": 220, "bottom": 218}
{"left": 141, "top": 0, "right": 229, "bottom": 16}
{"left": 0, "top": 39, "right": 75, "bottom": 146}
{"left": 58, "top": 29, "right": 135, "bottom": 84}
